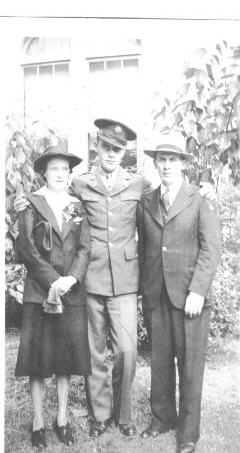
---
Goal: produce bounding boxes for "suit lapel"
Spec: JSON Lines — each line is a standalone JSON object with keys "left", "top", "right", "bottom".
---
{"left": 145, "top": 187, "right": 164, "bottom": 228}
{"left": 166, "top": 181, "right": 194, "bottom": 223}
{"left": 28, "top": 194, "right": 62, "bottom": 237}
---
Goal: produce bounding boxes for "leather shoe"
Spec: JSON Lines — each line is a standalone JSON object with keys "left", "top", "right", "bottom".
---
{"left": 141, "top": 423, "right": 176, "bottom": 438}
{"left": 89, "top": 420, "right": 110, "bottom": 437}
{"left": 118, "top": 423, "right": 136, "bottom": 436}
{"left": 141, "top": 427, "right": 161, "bottom": 439}
{"left": 31, "top": 427, "right": 46, "bottom": 450}
{"left": 178, "top": 442, "right": 195, "bottom": 453}
{"left": 53, "top": 420, "right": 74, "bottom": 445}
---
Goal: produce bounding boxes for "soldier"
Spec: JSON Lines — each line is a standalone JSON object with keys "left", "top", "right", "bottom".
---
{"left": 70, "top": 119, "right": 148, "bottom": 437}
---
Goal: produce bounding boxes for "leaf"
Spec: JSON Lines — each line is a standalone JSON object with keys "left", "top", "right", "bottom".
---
{"left": 216, "top": 43, "right": 222, "bottom": 55}
{"left": 213, "top": 54, "right": 220, "bottom": 64}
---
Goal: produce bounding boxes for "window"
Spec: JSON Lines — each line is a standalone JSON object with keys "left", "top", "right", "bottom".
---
{"left": 23, "top": 61, "right": 70, "bottom": 138}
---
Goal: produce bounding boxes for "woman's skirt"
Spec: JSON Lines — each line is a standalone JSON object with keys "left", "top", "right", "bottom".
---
{"left": 15, "top": 302, "right": 91, "bottom": 378}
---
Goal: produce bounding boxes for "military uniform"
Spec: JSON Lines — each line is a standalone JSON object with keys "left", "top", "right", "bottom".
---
{"left": 71, "top": 165, "right": 148, "bottom": 424}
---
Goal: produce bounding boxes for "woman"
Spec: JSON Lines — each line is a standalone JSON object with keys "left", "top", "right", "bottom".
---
{"left": 15, "top": 145, "right": 91, "bottom": 449}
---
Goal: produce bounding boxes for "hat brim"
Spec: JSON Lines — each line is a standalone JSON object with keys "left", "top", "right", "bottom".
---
{"left": 34, "top": 153, "right": 82, "bottom": 173}
{"left": 97, "top": 133, "right": 126, "bottom": 150}
{"left": 144, "top": 149, "right": 195, "bottom": 160}
{"left": 94, "top": 118, "right": 136, "bottom": 141}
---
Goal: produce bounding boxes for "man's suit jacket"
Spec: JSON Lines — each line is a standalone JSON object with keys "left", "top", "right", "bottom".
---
{"left": 138, "top": 181, "right": 221, "bottom": 310}
{"left": 71, "top": 166, "right": 149, "bottom": 296}
{"left": 18, "top": 193, "right": 90, "bottom": 305}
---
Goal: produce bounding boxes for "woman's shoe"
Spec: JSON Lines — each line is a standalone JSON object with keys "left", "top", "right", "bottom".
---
{"left": 53, "top": 419, "right": 74, "bottom": 445}
{"left": 31, "top": 427, "right": 46, "bottom": 450}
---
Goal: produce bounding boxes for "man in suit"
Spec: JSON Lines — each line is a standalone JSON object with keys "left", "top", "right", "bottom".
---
{"left": 138, "top": 131, "right": 221, "bottom": 453}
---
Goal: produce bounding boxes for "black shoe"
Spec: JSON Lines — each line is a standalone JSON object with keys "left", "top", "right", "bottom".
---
{"left": 31, "top": 427, "right": 46, "bottom": 450}
{"left": 118, "top": 423, "right": 136, "bottom": 437}
{"left": 178, "top": 442, "right": 196, "bottom": 453}
{"left": 141, "top": 422, "right": 176, "bottom": 438}
{"left": 89, "top": 420, "right": 111, "bottom": 437}
{"left": 53, "top": 420, "right": 74, "bottom": 445}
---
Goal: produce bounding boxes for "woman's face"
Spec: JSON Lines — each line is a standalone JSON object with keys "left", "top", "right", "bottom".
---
{"left": 44, "top": 157, "right": 70, "bottom": 192}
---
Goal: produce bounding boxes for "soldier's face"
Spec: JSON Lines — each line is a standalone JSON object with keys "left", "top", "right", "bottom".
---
{"left": 97, "top": 139, "right": 125, "bottom": 173}
{"left": 155, "top": 152, "right": 185, "bottom": 186}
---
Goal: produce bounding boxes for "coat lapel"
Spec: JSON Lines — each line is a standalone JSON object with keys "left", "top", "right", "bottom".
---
{"left": 145, "top": 187, "right": 164, "bottom": 228}
{"left": 61, "top": 200, "right": 83, "bottom": 241}
{"left": 110, "top": 167, "right": 132, "bottom": 196}
{"left": 166, "top": 181, "right": 194, "bottom": 223}
{"left": 28, "top": 194, "right": 62, "bottom": 237}
{"left": 86, "top": 169, "right": 109, "bottom": 195}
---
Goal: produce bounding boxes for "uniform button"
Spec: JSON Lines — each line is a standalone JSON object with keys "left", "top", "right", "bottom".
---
{"left": 107, "top": 196, "right": 112, "bottom": 202}
{"left": 162, "top": 246, "right": 167, "bottom": 251}
{"left": 108, "top": 242, "right": 113, "bottom": 247}
{"left": 108, "top": 211, "right": 113, "bottom": 216}
{"left": 108, "top": 226, "right": 114, "bottom": 232}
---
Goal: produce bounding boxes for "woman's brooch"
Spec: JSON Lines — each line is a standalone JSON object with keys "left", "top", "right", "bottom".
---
{"left": 62, "top": 203, "right": 83, "bottom": 224}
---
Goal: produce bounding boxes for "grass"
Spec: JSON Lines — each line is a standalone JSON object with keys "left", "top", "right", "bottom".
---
{"left": 5, "top": 329, "right": 240, "bottom": 453}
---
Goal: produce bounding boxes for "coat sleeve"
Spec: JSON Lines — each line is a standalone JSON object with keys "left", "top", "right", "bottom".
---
{"left": 136, "top": 198, "right": 145, "bottom": 296}
{"left": 188, "top": 197, "right": 222, "bottom": 297}
{"left": 18, "top": 205, "right": 60, "bottom": 290}
{"left": 67, "top": 204, "right": 91, "bottom": 283}
{"left": 69, "top": 177, "right": 83, "bottom": 199}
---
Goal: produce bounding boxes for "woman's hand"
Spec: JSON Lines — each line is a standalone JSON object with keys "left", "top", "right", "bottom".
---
{"left": 51, "top": 276, "right": 77, "bottom": 296}
{"left": 199, "top": 182, "right": 216, "bottom": 201}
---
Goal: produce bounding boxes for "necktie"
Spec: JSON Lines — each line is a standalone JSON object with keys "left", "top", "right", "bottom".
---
{"left": 162, "top": 189, "right": 170, "bottom": 212}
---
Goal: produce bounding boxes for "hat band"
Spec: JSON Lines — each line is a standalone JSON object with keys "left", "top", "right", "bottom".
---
{"left": 156, "top": 144, "right": 185, "bottom": 153}
{"left": 98, "top": 131, "right": 126, "bottom": 147}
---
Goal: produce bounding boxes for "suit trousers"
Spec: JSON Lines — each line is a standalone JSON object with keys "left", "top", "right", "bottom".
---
{"left": 87, "top": 292, "right": 137, "bottom": 424}
{"left": 150, "top": 283, "right": 211, "bottom": 443}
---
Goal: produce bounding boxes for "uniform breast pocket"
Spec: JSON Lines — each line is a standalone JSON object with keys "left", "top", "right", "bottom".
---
{"left": 120, "top": 192, "right": 141, "bottom": 221}
{"left": 81, "top": 195, "right": 101, "bottom": 222}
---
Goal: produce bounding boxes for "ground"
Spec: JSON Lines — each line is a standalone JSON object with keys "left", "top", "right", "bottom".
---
{"left": 5, "top": 329, "right": 240, "bottom": 453}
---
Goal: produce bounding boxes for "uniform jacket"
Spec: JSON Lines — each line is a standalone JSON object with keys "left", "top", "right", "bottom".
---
{"left": 138, "top": 181, "right": 221, "bottom": 310}
{"left": 71, "top": 166, "right": 149, "bottom": 296}
{"left": 18, "top": 193, "right": 90, "bottom": 305}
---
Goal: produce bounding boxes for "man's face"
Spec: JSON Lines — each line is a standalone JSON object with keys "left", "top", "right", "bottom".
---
{"left": 155, "top": 152, "right": 185, "bottom": 186}
{"left": 97, "top": 139, "right": 125, "bottom": 173}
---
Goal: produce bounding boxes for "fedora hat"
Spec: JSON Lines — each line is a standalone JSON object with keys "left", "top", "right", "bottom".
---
{"left": 144, "top": 131, "right": 194, "bottom": 160}
{"left": 34, "top": 145, "right": 83, "bottom": 174}
{"left": 94, "top": 118, "right": 136, "bottom": 149}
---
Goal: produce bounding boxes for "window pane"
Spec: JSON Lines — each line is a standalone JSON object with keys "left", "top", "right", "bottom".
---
{"left": 55, "top": 63, "right": 69, "bottom": 76}
{"left": 39, "top": 65, "right": 53, "bottom": 78}
{"left": 106, "top": 60, "right": 121, "bottom": 71}
{"left": 89, "top": 61, "right": 104, "bottom": 73}
{"left": 24, "top": 66, "right": 37, "bottom": 77}
{"left": 123, "top": 59, "right": 138, "bottom": 69}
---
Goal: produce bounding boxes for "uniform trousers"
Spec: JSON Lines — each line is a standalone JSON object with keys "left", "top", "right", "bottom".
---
{"left": 87, "top": 293, "right": 137, "bottom": 424}
{"left": 150, "top": 283, "right": 211, "bottom": 443}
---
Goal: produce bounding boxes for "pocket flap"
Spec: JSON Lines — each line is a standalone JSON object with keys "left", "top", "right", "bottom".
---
{"left": 124, "top": 242, "right": 138, "bottom": 260}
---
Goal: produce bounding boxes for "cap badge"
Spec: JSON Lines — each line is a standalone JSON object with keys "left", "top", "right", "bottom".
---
{"left": 115, "top": 126, "right": 122, "bottom": 134}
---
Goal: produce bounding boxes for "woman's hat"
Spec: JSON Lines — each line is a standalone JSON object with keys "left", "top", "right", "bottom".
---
{"left": 34, "top": 145, "right": 83, "bottom": 173}
{"left": 94, "top": 118, "right": 136, "bottom": 149}
{"left": 144, "top": 131, "right": 194, "bottom": 160}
